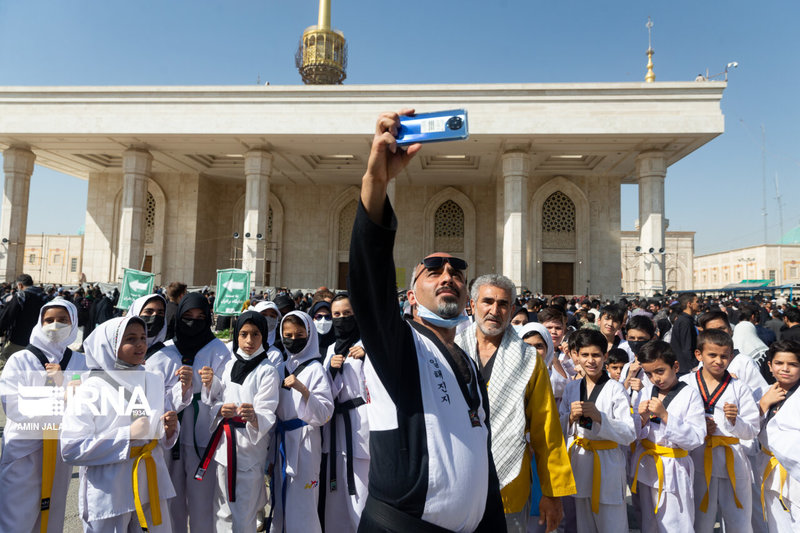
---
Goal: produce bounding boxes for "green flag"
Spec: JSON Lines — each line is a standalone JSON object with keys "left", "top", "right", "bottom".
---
{"left": 117, "top": 268, "right": 155, "bottom": 310}
{"left": 215, "top": 269, "right": 251, "bottom": 316}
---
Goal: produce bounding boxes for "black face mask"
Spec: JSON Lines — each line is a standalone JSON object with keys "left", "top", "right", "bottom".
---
{"left": 282, "top": 336, "right": 308, "bottom": 355}
{"left": 180, "top": 317, "right": 207, "bottom": 336}
{"left": 141, "top": 315, "right": 165, "bottom": 338}
{"left": 332, "top": 316, "right": 358, "bottom": 339}
{"left": 627, "top": 340, "right": 648, "bottom": 356}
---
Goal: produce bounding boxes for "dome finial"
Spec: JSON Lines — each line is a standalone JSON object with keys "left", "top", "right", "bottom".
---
{"left": 645, "top": 17, "right": 655, "bottom": 83}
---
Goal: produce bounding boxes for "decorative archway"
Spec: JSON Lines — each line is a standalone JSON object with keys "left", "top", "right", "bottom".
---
{"left": 529, "top": 176, "right": 590, "bottom": 294}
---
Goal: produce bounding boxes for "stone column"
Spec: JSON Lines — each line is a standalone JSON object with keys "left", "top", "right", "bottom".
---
{"left": 117, "top": 148, "right": 152, "bottom": 278}
{"left": 243, "top": 150, "right": 272, "bottom": 287}
{"left": 0, "top": 147, "right": 35, "bottom": 281}
{"left": 636, "top": 151, "right": 667, "bottom": 296}
{"left": 501, "top": 151, "right": 530, "bottom": 288}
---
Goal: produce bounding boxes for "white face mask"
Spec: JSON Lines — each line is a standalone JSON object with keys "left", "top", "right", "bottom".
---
{"left": 512, "top": 324, "right": 524, "bottom": 336}
{"left": 314, "top": 317, "right": 332, "bottom": 335}
{"left": 41, "top": 321, "right": 72, "bottom": 344}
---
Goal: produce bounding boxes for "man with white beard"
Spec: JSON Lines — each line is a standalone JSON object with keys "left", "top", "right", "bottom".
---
{"left": 456, "top": 274, "right": 575, "bottom": 533}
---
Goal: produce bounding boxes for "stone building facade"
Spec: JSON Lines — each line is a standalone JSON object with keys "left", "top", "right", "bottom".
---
{"left": 0, "top": 83, "right": 726, "bottom": 297}
{"left": 22, "top": 233, "right": 84, "bottom": 285}
{"left": 693, "top": 244, "right": 800, "bottom": 289}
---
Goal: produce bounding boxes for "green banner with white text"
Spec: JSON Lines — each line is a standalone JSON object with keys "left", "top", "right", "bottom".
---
{"left": 117, "top": 268, "right": 155, "bottom": 310}
{"left": 214, "top": 269, "right": 251, "bottom": 316}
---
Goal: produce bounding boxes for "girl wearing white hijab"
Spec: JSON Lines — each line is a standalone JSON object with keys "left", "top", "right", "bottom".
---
{"left": 60, "top": 316, "right": 179, "bottom": 532}
{"left": 0, "top": 299, "right": 86, "bottom": 533}
{"left": 268, "top": 310, "right": 333, "bottom": 533}
{"left": 519, "top": 322, "right": 554, "bottom": 364}
{"left": 129, "top": 293, "right": 193, "bottom": 413}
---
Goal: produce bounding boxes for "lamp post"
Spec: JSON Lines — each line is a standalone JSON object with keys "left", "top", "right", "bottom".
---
{"left": 705, "top": 61, "right": 739, "bottom": 81}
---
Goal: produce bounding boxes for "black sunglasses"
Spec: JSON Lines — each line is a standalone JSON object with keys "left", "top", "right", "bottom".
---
{"left": 412, "top": 256, "right": 468, "bottom": 285}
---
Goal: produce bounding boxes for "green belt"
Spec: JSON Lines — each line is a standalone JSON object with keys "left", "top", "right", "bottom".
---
{"left": 174, "top": 392, "right": 202, "bottom": 460}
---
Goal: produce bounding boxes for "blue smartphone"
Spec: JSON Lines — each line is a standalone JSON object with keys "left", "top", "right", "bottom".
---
{"left": 395, "top": 109, "right": 469, "bottom": 146}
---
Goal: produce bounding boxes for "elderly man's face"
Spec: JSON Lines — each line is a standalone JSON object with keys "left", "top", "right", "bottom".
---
{"left": 473, "top": 284, "right": 513, "bottom": 338}
{"left": 409, "top": 255, "right": 467, "bottom": 320}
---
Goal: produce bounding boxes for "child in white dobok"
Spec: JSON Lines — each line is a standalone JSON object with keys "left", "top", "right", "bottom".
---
{"left": 60, "top": 316, "right": 179, "bottom": 532}
{"left": 0, "top": 299, "right": 87, "bottom": 533}
{"left": 681, "top": 329, "right": 760, "bottom": 533}
{"left": 632, "top": 340, "right": 706, "bottom": 533}
{"left": 757, "top": 339, "right": 800, "bottom": 532}
{"left": 321, "top": 294, "right": 370, "bottom": 533}
{"left": 268, "top": 311, "right": 333, "bottom": 533}
{"left": 198, "top": 311, "right": 280, "bottom": 532}
{"left": 560, "top": 329, "right": 636, "bottom": 533}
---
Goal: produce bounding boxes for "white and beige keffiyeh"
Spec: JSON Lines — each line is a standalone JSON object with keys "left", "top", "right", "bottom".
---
{"left": 456, "top": 322, "right": 538, "bottom": 489}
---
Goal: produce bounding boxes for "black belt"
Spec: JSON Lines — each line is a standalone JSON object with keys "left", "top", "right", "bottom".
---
{"left": 358, "top": 495, "right": 454, "bottom": 533}
{"left": 194, "top": 417, "right": 246, "bottom": 502}
{"left": 329, "top": 396, "right": 366, "bottom": 496}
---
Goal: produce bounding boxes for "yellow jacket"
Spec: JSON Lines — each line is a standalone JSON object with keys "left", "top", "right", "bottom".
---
{"left": 497, "top": 355, "right": 576, "bottom": 513}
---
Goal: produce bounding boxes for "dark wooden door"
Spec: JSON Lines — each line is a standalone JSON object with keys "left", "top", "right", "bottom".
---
{"left": 542, "top": 262, "right": 574, "bottom": 295}
{"left": 337, "top": 262, "right": 349, "bottom": 291}
{"left": 143, "top": 255, "right": 153, "bottom": 273}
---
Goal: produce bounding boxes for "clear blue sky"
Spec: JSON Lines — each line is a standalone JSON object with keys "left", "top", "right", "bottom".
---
{"left": 0, "top": 0, "right": 798, "bottom": 255}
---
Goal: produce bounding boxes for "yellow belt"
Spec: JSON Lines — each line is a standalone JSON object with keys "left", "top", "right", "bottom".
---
{"left": 131, "top": 439, "right": 161, "bottom": 531}
{"left": 569, "top": 437, "right": 619, "bottom": 513}
{"left": 631, "top": 439, "right": 688, "bottom": 514}
{"left": 40, "top": 429, "right": 59, "bottom": 533}
{"left": 761, "top": 448, "right": 789, "bottom": 521}
{"left": 700, "top": 435, "right": 742, "bottom": 513}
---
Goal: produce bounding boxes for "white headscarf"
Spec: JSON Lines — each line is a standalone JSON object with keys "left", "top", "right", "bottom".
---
{"left": 28, "top": 299, "right": 79, "bottom": 363}
{"left": 733, "top": 320, "right": 768, "bottom": 361}
{"left": 519, "top": 322, "right": 554, "bottom": 368}
{"left": 84, "top": 315, "right": 146, "bottom": 372}
{"left": 252, "top": 300, "right": 282, "bottom": 346}
{"left": 128, "top": 293, "right": 167, "bottom": 347}
{"left": 279, "top": 310, "right": 319, "bottom": 365}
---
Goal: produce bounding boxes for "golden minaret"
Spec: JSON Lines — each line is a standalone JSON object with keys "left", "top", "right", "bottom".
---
{"left": 296, "top": 0, "right": 347, "bottom": 84}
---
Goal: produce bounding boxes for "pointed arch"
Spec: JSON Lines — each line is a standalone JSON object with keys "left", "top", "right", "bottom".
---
{"left": 422, "top": 187, "right": 476, "bottom": 280}
{"left": 327, "top": 186, "right": 361, "bottom": 289}
{"left": 529, "top": 176, "right": 590, "bottom": 294}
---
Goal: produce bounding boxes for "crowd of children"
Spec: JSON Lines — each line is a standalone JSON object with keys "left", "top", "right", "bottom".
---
{"left": 2, "top": 286, "right": 800, "bottom": 532}
{"left": 0, "top": 290, "right": 374, "bottom": 533}
{"left": 536, "top": 301, "right": 800, "bottom": 533}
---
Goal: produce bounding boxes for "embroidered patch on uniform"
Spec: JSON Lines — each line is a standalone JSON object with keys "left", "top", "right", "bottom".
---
{"left": 304, "top": 480, "right": 319, "bottom": 489}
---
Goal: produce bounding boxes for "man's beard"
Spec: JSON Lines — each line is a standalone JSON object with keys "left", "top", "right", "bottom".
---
{"left": 477, "top": 314, "right": 505, "bottom": 337}
{"left": 436, "top": 299, "right": 461, "bottom": 319}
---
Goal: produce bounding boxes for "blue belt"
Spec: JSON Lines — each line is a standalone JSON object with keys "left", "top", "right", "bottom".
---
{"left": 265, "top": 417, "right": 308, "bottom": 533}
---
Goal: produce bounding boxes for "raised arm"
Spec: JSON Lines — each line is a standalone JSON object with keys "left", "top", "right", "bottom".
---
{"left": 348, "top": 111, "right": 421, "bottom": 398}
